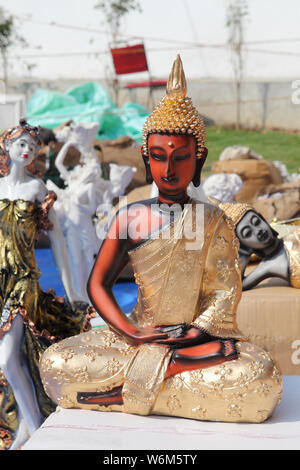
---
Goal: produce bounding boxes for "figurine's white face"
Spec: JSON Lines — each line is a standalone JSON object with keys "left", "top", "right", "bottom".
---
{"left": 7, "top": 134, "right": 38, "bottom": 166}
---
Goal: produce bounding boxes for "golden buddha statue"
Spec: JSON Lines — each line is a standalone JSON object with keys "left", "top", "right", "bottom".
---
{"left": 40, "top": 56, "right": 282, "bottom": 423}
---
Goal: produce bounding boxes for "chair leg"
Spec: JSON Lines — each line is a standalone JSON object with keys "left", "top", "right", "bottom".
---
{"left": 127, "top": 88, "right": 137, "bottom": 103}
{"left": 113, "top": 78, "right": 119, "bottom": 107}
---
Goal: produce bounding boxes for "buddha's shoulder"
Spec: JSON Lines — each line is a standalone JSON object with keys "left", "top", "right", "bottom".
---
{"left": 115, "top": 198, "right": 156, "bottom": 217}
{"left": 190, "top": 199, "right": 225, "bottom": 223}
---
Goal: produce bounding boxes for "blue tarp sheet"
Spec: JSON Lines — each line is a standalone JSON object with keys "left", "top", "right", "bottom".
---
{"left": 27, "top": 81, "right": 150, "bottom": 143}
{"left": 35, "top": 248, "right": 138, "bottom": 313}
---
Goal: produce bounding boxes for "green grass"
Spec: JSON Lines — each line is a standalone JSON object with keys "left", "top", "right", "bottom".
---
{"left": 203, "top": 127, "right": 300, "bottom": 175}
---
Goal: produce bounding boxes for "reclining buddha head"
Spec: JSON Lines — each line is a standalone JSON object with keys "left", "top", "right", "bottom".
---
{"left": 219, "top": 202, "right": 278, "bottom": 255}
{"left": 141, "top": 55, "right": 208, "bottom": 196}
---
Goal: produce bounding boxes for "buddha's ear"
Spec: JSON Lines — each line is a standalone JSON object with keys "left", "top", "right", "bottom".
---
{"left": 141, "top": 147, "right": 153, "bottom": 184}
{"left": 192, "top": 147, "right": 208, "bottom": 187}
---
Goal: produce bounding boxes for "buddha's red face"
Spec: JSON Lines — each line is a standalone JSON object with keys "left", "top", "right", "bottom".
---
{"left": 147, "top": 134, "right": 197, "bottom": 198}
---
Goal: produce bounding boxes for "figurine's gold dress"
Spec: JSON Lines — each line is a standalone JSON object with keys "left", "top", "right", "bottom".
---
{"left": 0, "top": 198, "right": 85, "bottom": 340}
{"left": 0, "top": 197, "right": 87, "bottom": 448}
{"left": 40, "top": 202, "right": 282, "bottom": 423}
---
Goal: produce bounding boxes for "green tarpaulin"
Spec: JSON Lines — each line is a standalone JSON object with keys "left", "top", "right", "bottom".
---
{"left": 26, "top": 81, "right": 150, "bottom": 143}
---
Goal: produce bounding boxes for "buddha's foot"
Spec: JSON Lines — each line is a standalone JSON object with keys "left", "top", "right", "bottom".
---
{"left": 222, "top": 339, "right": 238, "bottom": 360}
{"left": 166, "top": 339, "right": 238, "bottom": 378}
{"left": 77, "top": 386, "right": 123, "bottom": 406}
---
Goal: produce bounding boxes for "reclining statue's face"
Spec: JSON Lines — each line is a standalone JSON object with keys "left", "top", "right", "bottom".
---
{"left": 148, "top": 133, "right": 196, "bottom": 196}
{"left": 235, "top": 210, "right": 275, "bottom": 250}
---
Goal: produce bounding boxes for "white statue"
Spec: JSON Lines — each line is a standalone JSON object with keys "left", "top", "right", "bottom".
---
{"left": 47, "top": 121, "right": 136, "bottom": 303}
{"left": 54, "top": 121, "right": 100, "bottom": 166}
{"left": 199, "top": 173, "right": 243, "bottom": 203}
{"left": 0, "top": 120, "right": 82, "bottom": 450}
{"left": 219, "top": 145, "right": 263, "bottom": 161}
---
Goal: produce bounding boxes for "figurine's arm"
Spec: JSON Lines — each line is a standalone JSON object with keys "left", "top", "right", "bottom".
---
{"left": 54, "top": 141, "right": 74, "bottom": 181}
{"left": 47, "top": 207, "right": 82, "bottom": 304}
{"left": 242, "top": 262, "right": 268, "bottom": 290}
{"left": 238, "top": 251, "right": 252, "bottom": 277}
{"left": 191, "top": 214, "right": 242, "bottom": 338}
{"left": 87, "top": 209, "right": 168, "bottom": 344}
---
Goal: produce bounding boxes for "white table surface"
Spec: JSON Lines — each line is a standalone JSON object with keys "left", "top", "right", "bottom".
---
{"left": 22, "top": 376, "right": 300, "bottom": 451}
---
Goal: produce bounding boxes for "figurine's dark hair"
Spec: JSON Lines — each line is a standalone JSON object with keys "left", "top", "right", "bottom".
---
{"left": 38, "top": 127, "right": 57, "bottom": 145}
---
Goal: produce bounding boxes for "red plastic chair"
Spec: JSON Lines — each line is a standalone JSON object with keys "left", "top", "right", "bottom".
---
{"left": 110, "top": 43, "right": 167, "bottom": 108}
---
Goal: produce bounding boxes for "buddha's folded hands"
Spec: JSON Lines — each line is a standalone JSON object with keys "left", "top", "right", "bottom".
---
{"left": 120, "top": 324, "right": 169, "bottom": 344}
{"left": 154, "top": 325, "right": 212, "bottom": 349}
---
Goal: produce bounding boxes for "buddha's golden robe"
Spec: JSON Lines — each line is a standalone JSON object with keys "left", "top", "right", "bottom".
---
{"left": 40, "top": 201, "right": 282, "bottom": 423}
{"left": 283, "top": 229, "right": 300, "bottom": 288}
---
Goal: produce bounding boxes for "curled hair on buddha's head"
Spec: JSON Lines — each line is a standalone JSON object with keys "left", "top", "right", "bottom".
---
{"left": 142, "top": 55, "right": 206, "bottom": 161}
{"left": 0, "top": 118, "right": 41, "bottom": 176}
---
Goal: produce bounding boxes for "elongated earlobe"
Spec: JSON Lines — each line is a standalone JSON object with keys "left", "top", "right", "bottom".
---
{"left": 142, "top": 154, "right": 153, "bottom": 184}
{"left": 192, "top": 148, "right": 207, "bottom": 187}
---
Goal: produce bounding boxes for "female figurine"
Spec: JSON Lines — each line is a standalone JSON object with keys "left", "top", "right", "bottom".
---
{"left": 40, "top": 56, "right": 281, "bottom": 424}
{"left": 46, "top": 136, "right": 104, "bottom": 303}
{"left": 0, "top": 120, "right": 89, "bottom": 449}
{"left": 217, "top": 201, "right": 300, "bottom": 290}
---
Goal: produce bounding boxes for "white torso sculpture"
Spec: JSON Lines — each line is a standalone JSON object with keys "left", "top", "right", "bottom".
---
{"left": 47, "top": 122, "right": 136, "bottom": 302}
